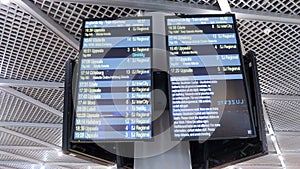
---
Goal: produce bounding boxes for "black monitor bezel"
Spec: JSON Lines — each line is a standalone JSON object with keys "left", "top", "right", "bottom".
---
{"left": 71, "top": 16, "right": 154, "bottom": 143}
{"left": 165, "top": 13, "right": 257, "bottom": 141}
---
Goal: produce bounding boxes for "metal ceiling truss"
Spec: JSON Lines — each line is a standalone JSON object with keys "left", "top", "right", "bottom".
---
{"left": 0, "top": 87, "right": 62, "bottom": 117}
{"left": 0, "top": 150, "right": 41, "bottom": 164}
{"left": 0, "top": 152, "right": 76, "bottom": 169}
{"left": 0, "top": 146, "right": 52, "bottom": 150}
{"left": 0, "top": 79, "right": 63, "bottom": 88}
{"left": 262, "top": 94, "right": 300, "bottom": 101}
{"left": 10, "top": 87, "right": 65, "bottom": 112}
{"left": 12, "top": 0, "right": 80, "bottom": 50}
{"left": 0, "top": 122, "right": 62, "bottom": 128}
{"left": 217, "top": 0, "right": 231, "bottom": 13}
{"left": 0, "top": 127, "right": 97, "bottom": 168}
{"left": 47, "top": 0, "right": 221, "bottom": 14}
{"left": 0, "top": 127, "right": 60, "bottom": 149}
{"left": 0, "top": 1, "right": 78, "bottom": 82}
{"left": 263, "top": 100, "right": 300, "bottom": 132}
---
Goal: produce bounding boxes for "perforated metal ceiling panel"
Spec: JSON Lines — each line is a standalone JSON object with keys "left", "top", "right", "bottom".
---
{"left": 277, "top": 133, "right": 300, "bottom": 153}
{"left": 228, "top": 0, "right": 300, "bottom": 16}
{"left": 237, "top": 154, "right": 281, "bottom": 167}
{"left": 169, "top": 0, "right": 300, "bottom": 16}
{"left": 281, "top": 153, "right": 300, "bottom": 167}
{"left": 0, "top": 162, "right": 38, "bottom": 169}
{"left": 30, "top": 0, "right": 140, "bottom": 40}
{"left": 168, "top": 0, "right": 217, "bottom": 7}
{"left": 237, "top": 20, "right": 300, "bottom": 95}
{"left": 0, "top": 91, "right": 62, "bottom": 123}
{"left": 0, "top": 162, "right": 66, "bottom": 169}
{"left": 1, "top": 149, "right": 88, "bottom": 163}
{"left": 0, "top": 2, "right": 78, "bottom": 82}
{"left": 0, "top": 131, "right": 43, "bottom": 146}
{"left": 0, "top": 154, "right": 25, "bottom": 161}
{"left": 265, "top": 100, "right": 300, "bottom": 132}
{"left": 0, "top": 0, "right": 299, "bottom": 168}
{"left": 5, "top": 126, "right": 62, "bottom": 146}
{"left": 12, "top": 87, "right": 64, "bottom": 111}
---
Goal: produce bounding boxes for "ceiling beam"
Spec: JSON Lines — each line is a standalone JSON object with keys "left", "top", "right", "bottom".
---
{"left": 233, "top": 8, "right": 300, "bottom": 25}
{"left": 0, "top": 161, "right": 97, "bottom": 168}
{"left": 0, "top": 127, "right": 60, "bottom": 149}
{"left": 0, "top": 122, "right": 62, "bottom": 128}
{"left": 217, "top": 0, "right": 231, "bottom": 13}
{"left": 12, "top": 0, "right": 80, "bottom": 50}
{"left": 0, "top": 146, "right": 52, "bottom": 150}
{"left": 261, "top": 101, "right": 286, "bottom": 168}
{"left": 0, "top": 79, "right": 64, "bottom": 89}
{"left": 45, "top": 162, "right": 107, "bottom": 167}
{"left": 0, "top": 150, "right": 41, "bottom": 164}
{"left": 48, "top": 0, "right": 221, "bottom": 14}
{"left": 0, "top": 87, "right": 62, "bottom": 117}
{"left": 274, "top": 131, "right": 300, "bottom": 136}
{"left": 261, "top": 94, "right": 300, "bottom": 101}
{"left": 50, "top": 0, "right": 300, "bottom": 25}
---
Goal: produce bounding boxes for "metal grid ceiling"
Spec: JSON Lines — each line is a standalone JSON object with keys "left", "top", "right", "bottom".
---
{"left": 12, "top": 87, "right": 64, "bottom": 112}
{"left": 0, "top": 154, "right": 26, "bottom": 161}
{"left": 265, "top": 100, "right": 300, "bottom": 132}
{"left": 169, "top": 0, "right": 300, "bottom": 16}
{"left": 228, "top": 0, "right": 300, "bottom": 16}
{"left": 0, "top": 131, "right": 43, "bottom": 146}
{"left": 5, "top": 0, "right": 299, "bottom": 108}
{"left": 0, "top": 91, "right": 62, "bottom": 123}
{"left": 168, "top": 0, "right": 216, "bottom": 6}
{"left": 238, "top": 154, "right": 281, "bottom": 167}
{"left": 4, "top": 126, "right": 62, "bottom": 146}
{"left": 277, "top": 133, "right": 300, "bottom": 152}
{"left": 0, "top": 132, "right": 42, "bottom": 147}
{"left": 0, "top": 0, "right": 299, "bottom": 169}
{"left": 0, "top": 162, "right": 67, "bottom": 169}
{"left": 0, "top": 2, "right": 78, "bottom": 82}
{"left": 237, "top": 19, "right": 300, "bottom": 95}
{"left": 30, "top": 0, "right": 140, "bottom": 40}
{"left": 1, "top": 149, "right": 88, "bottom": 163}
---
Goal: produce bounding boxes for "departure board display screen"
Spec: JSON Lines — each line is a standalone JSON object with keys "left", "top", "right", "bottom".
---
{"left": 73, "top": 17, "right": 152, "bottom": 141}
{"left": 166, "top": 14, "right": 255, "bottom": 140}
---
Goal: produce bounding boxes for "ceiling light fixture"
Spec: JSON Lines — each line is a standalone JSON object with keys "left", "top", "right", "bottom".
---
{"left": 263, "top": 28, "right": 272, "bottom": 35}
{"left": 270, "top": 135, "right": 276, "bottom": 142}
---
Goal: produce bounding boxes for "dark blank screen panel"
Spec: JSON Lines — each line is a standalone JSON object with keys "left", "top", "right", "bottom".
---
{"left": 166, "top": 14, "right": 255, "bottom": 140}
{"left": 73, "top": 17, "right": 152, "bottom": 141}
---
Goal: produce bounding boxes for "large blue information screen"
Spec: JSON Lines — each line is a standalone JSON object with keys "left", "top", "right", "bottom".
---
{"left": 166, "top": 14, "right": 255, "bottom": 140}
{"left": 73, "top": 17, "right": 152, "bottom": 141}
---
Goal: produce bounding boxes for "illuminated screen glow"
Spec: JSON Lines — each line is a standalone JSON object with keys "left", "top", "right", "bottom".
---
{"left": 166, "top": 14, "right": 255, "bottom": 140}
{"left": 73, "top": 17, "right": 153, "bottom": 141}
